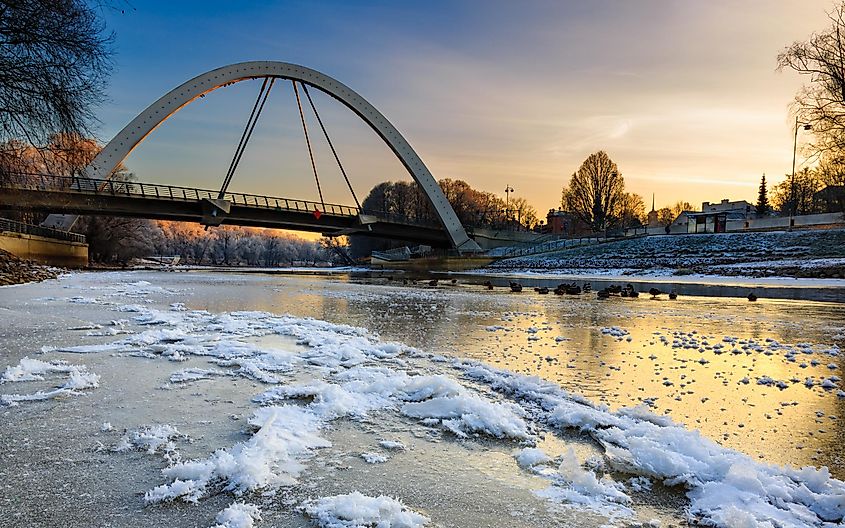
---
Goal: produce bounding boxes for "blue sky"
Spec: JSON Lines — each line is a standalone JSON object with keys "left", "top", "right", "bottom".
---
{"left": 97, "top": 0, "right": 834, "bottom": 215}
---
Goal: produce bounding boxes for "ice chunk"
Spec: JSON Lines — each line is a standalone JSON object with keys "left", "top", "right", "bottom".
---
{"left": 303, "top": 492, "right": 429, "bottom": 528}
{"left": 361, "top": 452, "right": 388, "bottom": 464}
{"left": 169, "top": 368, "right": 229, "bottom": 383}
{"left": 1, "top": 360, "right": 99, "bottom": 407}
{"left": 378, "top": 440, "right": 406, "bottom": 451}
{"left": 1, "top": 357, "right": 75, "bottom": 382}
{"left": 401, "top": 394, "right": 530, "bottom": 439}
{"left": 536, "top": 448, "right": 632, "bottom": 517}
{"left": 113, "top": 424, "right": 185, "bottom": 462}
{"left": 211, "top": 502, "right": 261, "bottom": 528}
{"left": 515, "top": 447, "right": 551, "bottom": 468}
{"left": 146, "top": 406, "right": 330, "bottom": 503}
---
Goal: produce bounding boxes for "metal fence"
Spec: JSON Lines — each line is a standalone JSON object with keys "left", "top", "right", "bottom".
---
{"left": 0, "top": 217, "right": 86, "bottom": 243}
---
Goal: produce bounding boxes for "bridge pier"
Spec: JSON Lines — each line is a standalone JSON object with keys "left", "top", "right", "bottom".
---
{"left": 200, "top": 198, "right": 232, "bottom": 227}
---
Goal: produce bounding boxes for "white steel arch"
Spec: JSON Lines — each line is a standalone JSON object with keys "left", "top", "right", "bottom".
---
{"left": 83, "top": 61, "right": 481, "bottom": 252}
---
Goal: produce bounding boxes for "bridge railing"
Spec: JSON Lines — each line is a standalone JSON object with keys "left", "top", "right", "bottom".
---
{"left": 0, "top": 217, "right": 86, "bottom": 243}
{"left": 1, "top": 172, "right": 442, "bottom": 229}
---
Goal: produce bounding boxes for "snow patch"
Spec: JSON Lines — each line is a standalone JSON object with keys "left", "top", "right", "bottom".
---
{"left": 303, "top": 492, "right": 429, "bottom": 528}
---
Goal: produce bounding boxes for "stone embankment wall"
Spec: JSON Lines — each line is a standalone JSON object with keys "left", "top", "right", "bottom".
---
{"left": 0, "top": 231, "right": 87, "bottom": 268}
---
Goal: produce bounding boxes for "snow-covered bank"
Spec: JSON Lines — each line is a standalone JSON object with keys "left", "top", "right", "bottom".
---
{"left": 3, "top": 274, "right": 845, "bottom": 528}
{"left": 490, "top": 230, "right": 845, "bottom": 281}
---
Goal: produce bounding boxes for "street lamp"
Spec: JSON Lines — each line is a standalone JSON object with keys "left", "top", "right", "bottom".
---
{"left": 790, "top": 116, "right": 812, "bottom": 221}
{"left": 504, "top": 185, "right": 514, "bottom": 221}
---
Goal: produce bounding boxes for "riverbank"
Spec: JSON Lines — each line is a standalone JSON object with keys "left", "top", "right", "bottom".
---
{"left": 490, "top": 229, "right": 845, "bottom": 279}
{"left": 0, "top": 249, "right": 60, "bottom": 286}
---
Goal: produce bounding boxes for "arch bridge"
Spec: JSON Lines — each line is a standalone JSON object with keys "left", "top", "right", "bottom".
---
{"left": 0, "top": 61, "right": 483, "bottom": 252}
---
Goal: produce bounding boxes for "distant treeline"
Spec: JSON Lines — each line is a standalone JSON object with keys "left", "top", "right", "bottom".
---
{"left": 82, "top": 219, "right": 340, "bottom": 266}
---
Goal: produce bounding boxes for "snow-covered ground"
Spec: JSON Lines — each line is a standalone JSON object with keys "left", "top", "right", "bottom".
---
{"left": 2, "top": 271, "right": 845, "bottom": 528}
{"left": 491, "top": 229, "right": 845, "bottom": 279}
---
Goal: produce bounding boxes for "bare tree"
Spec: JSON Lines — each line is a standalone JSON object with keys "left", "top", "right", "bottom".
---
{"left": 656, "top": 207, "right": 675, "bottom": 226}
{"left": 561, "top": 151, "right": 624, "bottom": 231}
{"left": 616, "top": 192, "right": 646, "bottom": 228}
{"left": 509, "top": 196, "right": 539, "bottom": 228}
{"left": 778, "top": 3, "right": 845, "bottom": 157}
{"left": 816, "top": 153, "right": 845, "bottom": 187}
{"left": 78, "top": 215, "right": 158, "bottom": 264}
{"left": 670, "top": 201, "right": 695, "bottom": 216}
{"left": 772, "top": 168, "right": 823, "bottom": 215}
{"left": 0, "top": 0, "right": 113, "bottom": 162}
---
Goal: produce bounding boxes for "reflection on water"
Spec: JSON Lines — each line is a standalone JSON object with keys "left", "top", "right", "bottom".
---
{"left": 176, "top": 271, "right": 845, "bottom": 477}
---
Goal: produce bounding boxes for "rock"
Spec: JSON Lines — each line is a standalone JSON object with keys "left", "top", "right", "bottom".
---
{"left": 0, "top": 249, "right": 61, "bottom": 286}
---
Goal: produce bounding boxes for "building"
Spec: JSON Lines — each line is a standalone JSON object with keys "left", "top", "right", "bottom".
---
{"left": 545, "top": 209, "right": 591, "bottom": 236}
{"left": 686, "top": 199, "right": 756, "bottom": 233}
{"left": 700, "top": 199, "right": 756, "bottom": 216}
{"left": 814, "top": 185, "right": 845, "bottom": 213}
{"left": 646, "top": 193, "right": 660, "bottom": 227}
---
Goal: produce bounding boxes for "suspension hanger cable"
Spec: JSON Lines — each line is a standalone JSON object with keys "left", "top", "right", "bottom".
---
{"left": 300, "top": 83, "right": 361, "bottom": 210}
{"left": 219, "top": 77, "right": 267, "bottom": 198}
{"left": 218, "top": 76, "right": 275, "bottom": 199}
{"left": 292, "top": 80, "right": 325, "bottom": 210}
{"left": 227, "top": 77, "right": 274, "bottom": 191}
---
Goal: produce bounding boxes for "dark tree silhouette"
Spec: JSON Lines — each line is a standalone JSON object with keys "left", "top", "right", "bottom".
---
{"left": 757, "top": 174, "right": 770, "bottom": 216}
{"left": 561, "top": 151, "right": 624, "bottom": 231}
{"left": 773, "top": 168, "right": 822, "bottom": 215}
{"left": 0, "top": 0, "right": 113, "bottom": 160}
{"left": 778, "top": 3, "right": 845, "bottom": 157}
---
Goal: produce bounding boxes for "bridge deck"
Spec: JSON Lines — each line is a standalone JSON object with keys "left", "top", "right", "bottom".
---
{"left": 0, "top": 174, "right": 452, "bottom": 246}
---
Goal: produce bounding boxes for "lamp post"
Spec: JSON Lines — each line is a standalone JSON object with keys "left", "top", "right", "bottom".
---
{"left": 790, "top": 117, "right": 812, "bottom": 222}
{"left": 504, "top": 185, "right": 514, "bottom": 222}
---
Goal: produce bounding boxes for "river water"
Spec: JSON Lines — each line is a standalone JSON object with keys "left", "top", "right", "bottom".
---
{"left": 1, "top": 270, "right": 844, "bottom": 527}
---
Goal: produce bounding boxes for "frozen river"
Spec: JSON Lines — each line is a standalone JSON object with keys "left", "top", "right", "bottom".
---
{"left": 1, "top": 270, "right": 845, "bottom": 527}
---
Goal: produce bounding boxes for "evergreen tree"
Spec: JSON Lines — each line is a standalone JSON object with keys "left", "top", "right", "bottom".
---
{"left": 757, "top": 173, "right": 770, "bottom": 216}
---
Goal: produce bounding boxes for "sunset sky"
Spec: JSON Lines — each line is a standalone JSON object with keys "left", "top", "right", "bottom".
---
{"left": 98, "top": 0, "right": 835, "bottom": 217}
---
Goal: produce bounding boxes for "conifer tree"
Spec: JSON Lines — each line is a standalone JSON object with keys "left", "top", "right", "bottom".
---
{"left": 757, "top": 173, "right": 770, "bottom": 215}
